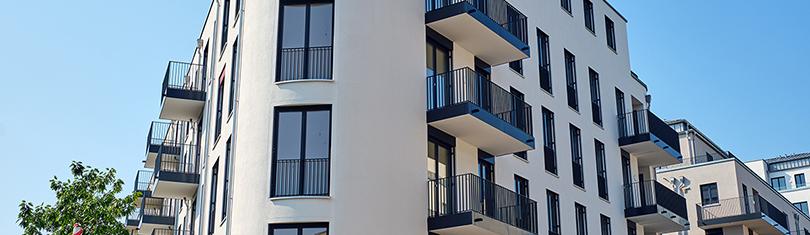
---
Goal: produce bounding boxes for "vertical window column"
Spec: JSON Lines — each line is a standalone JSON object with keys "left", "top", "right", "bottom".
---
{"left": 542, "top": 108, "right": 557, "bottom": 174}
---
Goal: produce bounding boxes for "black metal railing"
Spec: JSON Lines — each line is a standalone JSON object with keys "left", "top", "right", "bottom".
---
{"left": 125, "top": 207, "right": 141, "bottom": 223}
{"left": 134, "top": 170, "right": 153, "bottom": 193}
{"left": 163, "top": 61, "right": 206, "bottom": 99}
{"left": 152, "top": 228, "right": 189, "bottom": 235}
{"left": 697, "top": 196, "right": 789, "bottom": 230}
{"left": 658, "top": 154, "right": 729, "bottom": 170}
{"left": 426, "top": 67, "right": 533, "bottom": 135}
{"left": 147, "top": 121, "right": 190, "bottom": 152}
{"left": 142, "top": 197, "right": 179, "bottom": 218}
{"left": 277, "top": 46, "right": 333, "bottom": 82}
{"left": 618, "top": 109, "right": 681, "bottom": 152}
{"left": 624, "top": 180, "right": 688, "bottom": 219}
{"left": 272, "top": 158, "right": 330, "bottom": 197}
{"left": 425, "top": 0, "right": 529, "bottom": 44}
{"left": 154, "top": 145, "right": 199, "bottom": 175}
{"left": 428, "top": 173, "right": 538, "bottom": 233}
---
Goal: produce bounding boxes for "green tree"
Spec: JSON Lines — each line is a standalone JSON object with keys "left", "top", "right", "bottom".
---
{"left": 17, "top": 161, "right": 140, "bottom": 235}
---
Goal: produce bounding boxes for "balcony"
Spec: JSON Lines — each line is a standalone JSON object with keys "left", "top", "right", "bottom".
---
{"left": 428, "top": 174, "right": 538, "bottom": 235}
{"left": 425, "top": 0, "right": 529, "bottom": 66}
{"left": 150, "top": 145, "right": 200, "bottom": 199}
{"left": 623, "top": 181, "right": 689, "bottom": 233}
{"left": 134, "top": 170, "right": 153, "bottom": 206}
{"left": 271, "top": 158, "right": 330, "bottom": 198}
{"left": 124, "top": 208, "right": 141, "bottom": 229}
{"left": 697, "top": 196, "right": 789, "bottom": 235}
{"left": 144, "top": 121, "right": 186, "bottom": 168}
{"left": 139, "top": 197, "right": 178, "bottom": 234}
{"left": 159, "top": 61, "right": 206, "bottom": 121}
{"left": 426, "top": 68, "right": 535, "bottom": 156}
{"left": 618, "top": 109, "right": 682, "bottom": 167}
{"left": 152, "top": 228, "right": 189, "bottom": 235}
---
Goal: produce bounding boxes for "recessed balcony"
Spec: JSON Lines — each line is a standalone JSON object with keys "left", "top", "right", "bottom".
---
{"left": 159, "top": 61, "right": 206, "bottom": 121}
{"left": 623, "top": 180, "right": 689, "bottom": 233}
{"left": 618, "top": 109, "right": 682, "bottom": 167}
{"left": 428, "top": 173, "right": 538, "bottom": 235}
{"left": 139, "top": 197, "right": 177, "bottom": 235}
{"left": 150, "top": 146, "right": 200, "bottom": 199}
{"left": 425, "top": 0, "right": 529, "bottom": 66}
{"left": 134, "top": 170, "right": 152, "bottom": 207}
{"left": 697, "top": 196, "right": 789, "bottom": 235}
{"left": 144, "top": 121, "right": 186, "bottom": 168}
{"left": 426, "top": 68, "right": 534, "bottom": 156}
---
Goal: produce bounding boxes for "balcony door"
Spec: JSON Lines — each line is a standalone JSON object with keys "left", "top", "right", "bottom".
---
{"left": 426, "top": 40, "right": 451, "bottom": 109}
{"left": 479, "top": 151, "right": 495, "bottom": 217}
{"left": 277, "top": 0, "right": 334, "bottom": 81}
{"left": 475, "top": 59, "right": 492, "bottom": 111}
{"left": 428, "top": 139, "right": 454, "bottom": 216}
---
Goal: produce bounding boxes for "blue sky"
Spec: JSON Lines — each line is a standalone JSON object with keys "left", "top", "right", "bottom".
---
{"left": 0, "top": 0, "right": 808, "bottom": 233}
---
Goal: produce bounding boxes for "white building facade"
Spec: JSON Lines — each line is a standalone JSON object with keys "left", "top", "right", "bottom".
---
{"left": 126, "top": 0, "right": 692, "bottom": 234}
{"left": 747, "top": 153, "right": 810, "bottom": 218}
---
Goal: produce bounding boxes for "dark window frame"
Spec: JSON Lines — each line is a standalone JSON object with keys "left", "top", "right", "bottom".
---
{"left": 570, "top": 124, "right": 584, "bottom": 188}
{"left": 600, "top": 214, "right": 611, "bottom": 235}
{"left": 561, "top": 0, "right": 572, "bottom": 14}
{"left": 268, "top": 223, "right": 329, "bottom": 235}
{"left": 221, "top": 137, "right": 233, "bottom": 221}
{"left": 700, "top": 183, "right": 719, "bottom": 205}
{"left": 796, "top": 173, "right": 806, "bottom": 188}
{"left": 270, "top": 105, "right": 333, "bottom": 197}
{"left": 605, "top": 16, "right": 616, "bottom": 51}
{"left": 537, "top": 28, "right": 552, "bottom": 94}
{"left": 221, "top": 0, "right": 230, "bottom": 52}
{"left": 575, "top": 203, "right": 588, "bottom": 235}
{"left": 215, "top": 73, "right": 225, "bottom": 141}
{"left": 595, "top": 139, "right": 608, "bottom": 200}
{"left": 589, "top": 68, "right": 602, "bottom": 126}
{"left": 275, "top": 0, "right": 336, "bottom": 82}
{"left": 208, "top": 160, "right": 220, "bottom": 235}
{"left": 564, "top": 50, "right": 579, "bottom": 111}
{"left": 547, "top": 190, "right": 561, "bottom": 235}
{"left": 229, "top": 37, "right": 239, "bottom": 116}
{"left": 794, "top": 202, "right": 809, "bottom": 216}
{"left": 509, "top": 60, "right": 524, "bottom": 75}
{"left": 771, "top": 176, "right": 787, "bottom": 190}
{"left": 542, "top": 107, "right": 558, "bottom": 174}
{"left": 583, "top": 0, "right": 595, "bottom": 33}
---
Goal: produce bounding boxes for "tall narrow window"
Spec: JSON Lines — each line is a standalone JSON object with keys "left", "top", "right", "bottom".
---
{"left": 277, "top": 1, "right": 334, "bottom": 81}
{"left": 575, "top": 203, "right": 588, "bottom": 235}
{"left": 221, "top": 0, "right": 230, "bottom": 51}
{"left": 627, "top": 220, "right": 637, "bottom": 235}
{"left": 570, "top": 124, "right": 584, "bottom": 188}
{"left": 700, "top": 183, "right": 719, "bottom": 205}
{"left": 542, "top": 107, "right": 557, "bottom": 174}
{"left": 509, "top": 60, "right": 523, "bottom": 75}
{"left": 595, "top": 139, "right": 608, "bottom": 200}
{"left": 615, "top": 88, "right": 626, "bottom": 116}
{"left": 272, "top": 105, "right": 332, "bottom": 197}
{"left": 215, "top": 75, "right": 225, "bottom": 139}
{"left": 547, "top": 190, "right": 561, "bottom": 235}
{"left": 229, "top": 37, "right": 239, "bottom": 115}
{"left": 269, "top": 223, "right": 329, "bottom": 235}
{"left": 583, "top": 0, "right": 595, "bottom": 33}
{"left": 515, "top": 175, "right": 530, "bottom": 230}
{"left": 537, "top": 29, "right": 552, "bottom": 93}
{"left": 202, "top": 43, "right": 209, "bottom": 85}
{"left": 510, "top": 87, "right": 528, "bottom": 133}
{"left": 605, "top": 17, "right": 616, "bottom": 51}
{"left": 796, "top": 173, "right": 806, "bottom": 188}
{"left": 565, "top": 50, "right": 579, "bottom": 110}
{"left": 208, "top": 160, "right": 219, "bottom": 235}
{"left": 589, "top": 69, "right": 602, "bottom": 125}
{"left": 600, "top": 214, "right": 611, "bottom": 235}
{"left": 221, "top": 138, "right": 232, "bottom": 220}
{"left": 561, "top": 0, "right": 572, "bottom": 14}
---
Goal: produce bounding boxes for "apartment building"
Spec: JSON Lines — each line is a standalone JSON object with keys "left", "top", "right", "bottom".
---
{"left": 747, "top": 153, "right": 810, "bottom": 217}
{"left": 657, "top": 120, "right": 810, "bottom": 235}
{"left": 125, "top": 0, "right": 691, "bottom": 234}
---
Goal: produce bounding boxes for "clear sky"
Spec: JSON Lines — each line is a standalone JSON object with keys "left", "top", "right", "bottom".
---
{"left": 0, "top": 0, "right": 808, "bottom": 233}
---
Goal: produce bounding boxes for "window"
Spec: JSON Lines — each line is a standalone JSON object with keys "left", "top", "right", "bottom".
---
{"left": 575, "top": 203, "right": 588, "bottom": 235}
{"left": 208, "top": 160, "right": 219, "bottom": 235}
{"left": 595, "top": 139, "right": 608, "bottom": 200}
{"left": 771, "top": 176, "right": 787, "bottom": 190}
{"left": 222, "top": 138, "right": 233, "bottom": 220}
{"left": 583, "top": 0, "right": 594, "bottom": 33}
{"left": 564, "top": 50, "right": 578, "bottom": 110}
{"left": 589, "top": 68, "right": 602, "bottom": 125}
{"left": 510, "top": 87, "right": 528, "bottom": 132}
{"left": 215, "top": 75, "right": 224, "bottom": 139}
{"left": 605, "top": 17, "right": 616, "bottom": 51}
{"left": 515, "top": 175, "right": 530, "bottom": 229}
{"left": 600, "top": 214, "right": 611, "bottom": 235}
{"left": 794, "top": 202, "right": 809, "bottom": 216}
{"left": 614, "top": 88, "right": 625, "bottom": 115}
{"left": 202, "top": 43, "right": 209, "bottom": 85}
{"left": 515, "top": 151, "right": 527, "bottom": 160}
{"left": 537, "top": 29, "right": 552, "bottom": 93}
{"left": 570, "top": 124, "right": 584, "bottom": 188}
{"left": 221, "top": 0, "right": 230, "bottom": 51}
{"left": 515, "top": 175, "right": 529, "bottom": 197}
{"left": 269, "top": 223, "right": 328, "bottom": 235}
{"left": 229, "top": 37, "right": 239, "bottom": 115}
{"left": 272, "top": 105, "right": 332, "bottom": 197}
{"left": 700, "top": 183, "right": 719, "bottom": 205}
{"left": 561, "top": 0, "right": 572, "bottom": 14}
{"left": 277, "top": 0, "right": 334, "bottom": 81}
{"left": 542, "top": 107, "right": 557, "bottom": 174}
{"left": 547, "top": 190, "right": 561, "bottom": 235}
{"left": 626, "top": 220, "right": 636, "bottom": 235}
{"left": 705, "top": 228, "right": 724, "bottom": 235}
{"left": 509, "top": 60, "right": 523, "bottom": 75}
{"left": 796, "top": 173, "right": 806, "bottom": 188}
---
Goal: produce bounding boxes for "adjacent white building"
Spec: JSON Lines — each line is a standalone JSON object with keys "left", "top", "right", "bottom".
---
{"left": 126, "top": 0, "right": 696, "bottom": 234}
{"left": 747, "top": 153, "right": 810, "bottom": 217}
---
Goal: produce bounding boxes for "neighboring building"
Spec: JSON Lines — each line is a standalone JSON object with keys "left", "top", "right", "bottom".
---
{"left": 125, "top": 0, "right": 691, "bottom": 234}
{"left": 747, "top": 153, "right": 810, "bottom": 217}
{"left": 658, "top": 120, "right": 810, "bottom": 235}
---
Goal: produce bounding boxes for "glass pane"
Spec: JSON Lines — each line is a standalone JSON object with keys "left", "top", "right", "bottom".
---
{"left": 282, "top": 5, "right": 307, "bottom": 48}
{"left": 308, "top": 3, "right": 333, "bottom": 47}
{"left": 277, "top": 111, "right": 303, "bottom": 160}
{"left": 436, "top": 48, "right": 448, "bottom": 74}
{"left": 437, "top": 145, "right": 449, "bottom": 179}
{"left": 427, "top": 141, "right": 436, "bottom": 180}
{"left": 303, "top": 227, "right": 328, "bottom": 235}
{"left": 305, "top": 110, "right": 331, "bottom": 159}
{"left": 426, "top": 43, "right": 435, "bottom": 77}
{"left": 272, "top": 228, "right": 297, "bottom": 235}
